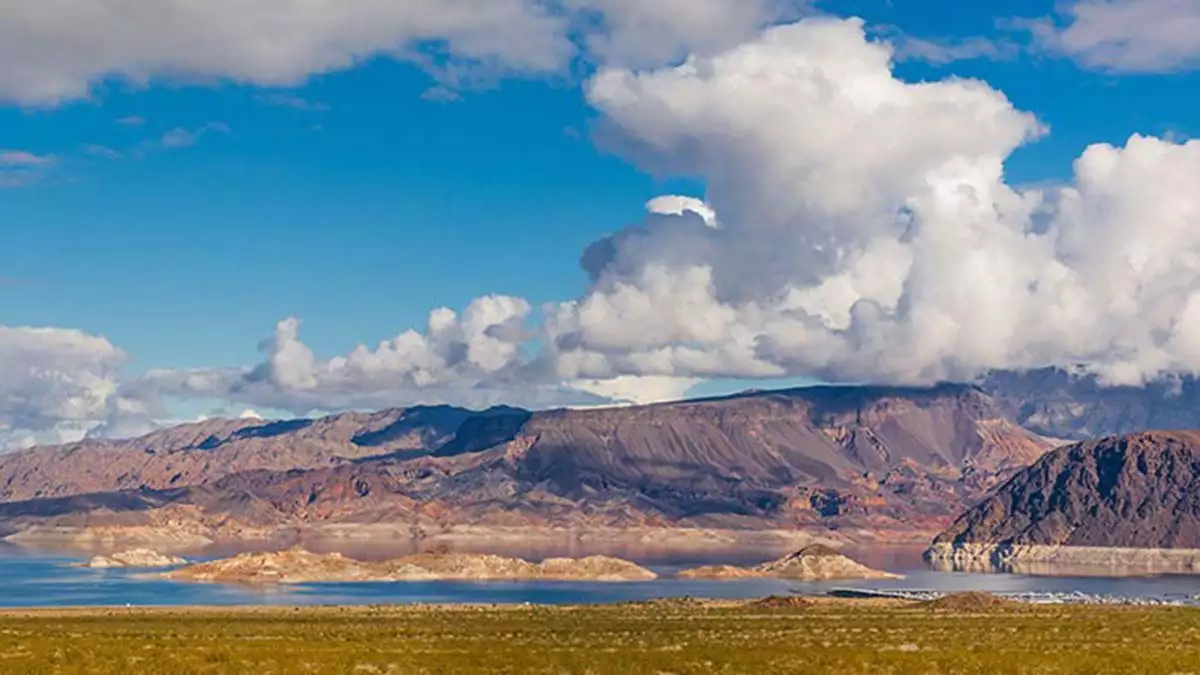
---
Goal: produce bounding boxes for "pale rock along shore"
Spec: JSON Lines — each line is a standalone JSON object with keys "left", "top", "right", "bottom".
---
{"left": 678, "top": 545, "right": 901, "bottom": 581}
{"left": 925, "top": 542, "right": 1200, "bottom": 573}
{"left": 163, "top": 549, "right": 658, "bottom": 584}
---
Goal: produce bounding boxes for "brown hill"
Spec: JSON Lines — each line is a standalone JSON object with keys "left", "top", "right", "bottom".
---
{"left": 928, "top": 431, "right": 1200, "bottom": 566}
{"left": 0, "top": 385, "right": 1051, "bottom": 545}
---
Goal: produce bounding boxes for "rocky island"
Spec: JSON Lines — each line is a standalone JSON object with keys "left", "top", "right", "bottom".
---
{"left": 82, "top": 548, "right": 188, "bottom": 569}
{"left": 163, "top": 549, "right": 658, "bottom": 584}
{"left": 927, "top": 430, "right": 1200, "bottom": 573}
{"left": 678, "top": 545, "right": 900, "bottom": 581}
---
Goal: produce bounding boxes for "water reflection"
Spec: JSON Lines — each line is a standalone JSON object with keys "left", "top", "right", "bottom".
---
{"left": 928, "top": 556, "right": 1200, "bottom": 578}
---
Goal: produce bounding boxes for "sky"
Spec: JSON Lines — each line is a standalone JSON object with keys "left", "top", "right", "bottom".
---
{"left": 1, "top": 0, "right": 1199, "bottom": 448}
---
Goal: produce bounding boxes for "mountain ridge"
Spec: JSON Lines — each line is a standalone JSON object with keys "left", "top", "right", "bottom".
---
{"left": 0, "top": 383, "right": 1052, "bottom": 546}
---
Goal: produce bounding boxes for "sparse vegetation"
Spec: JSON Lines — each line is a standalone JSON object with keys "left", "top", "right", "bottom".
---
{"left": 2, "top": 599, "right": 1200, "bottom": 674}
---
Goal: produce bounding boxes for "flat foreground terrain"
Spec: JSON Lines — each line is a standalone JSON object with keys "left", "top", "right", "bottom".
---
{"left": 3, "top": 599, "right": 1200, "bottom": 674}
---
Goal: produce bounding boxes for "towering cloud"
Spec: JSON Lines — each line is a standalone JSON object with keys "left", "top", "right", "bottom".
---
{"left": 548, "top": 18, "right": 1200, "bottom": 388}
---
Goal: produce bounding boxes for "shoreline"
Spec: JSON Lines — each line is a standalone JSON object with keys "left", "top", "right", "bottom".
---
{"left": 926, "top": 542, "right": 1200, "bottom": 573}
{"left": 3, "top": 524, "right": 911, "bottom": 556}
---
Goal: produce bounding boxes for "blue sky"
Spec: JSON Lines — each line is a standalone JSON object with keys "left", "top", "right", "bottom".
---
{"left": 1, "top": 0, "right": 1199, "bottom": 444}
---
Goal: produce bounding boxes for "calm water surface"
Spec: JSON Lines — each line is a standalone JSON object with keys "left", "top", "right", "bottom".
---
{"left": 2, "top": 544, "right": 1200, "bottom": 608}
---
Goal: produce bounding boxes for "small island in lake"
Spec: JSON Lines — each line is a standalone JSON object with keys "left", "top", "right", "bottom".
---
{"left": 678, "top": 545, "right": 901, "bottom": 581}
{"left": 163, "top": 548, "right": 658, "bottom": 584}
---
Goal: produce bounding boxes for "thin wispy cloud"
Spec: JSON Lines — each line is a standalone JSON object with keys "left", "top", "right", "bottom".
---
{"left": 80, "top": 144, "right": 122, "bottom": 160}
{"left": 153, "top": 122, "right": 230, "bottom": 151}
{"left": 116, "top": 115, "right": 146, "bottom": 126}
{"left": 0, "top": 150, "right": 55, "bottom": 187}
{"left": 885, "top": 31, "right": 1023, "bottom": 65}
{"left": 256, "top": 92, "right": 330, "bottom": 112}
{"left": 0, "top": 150, "right": 54, "bottom": 167}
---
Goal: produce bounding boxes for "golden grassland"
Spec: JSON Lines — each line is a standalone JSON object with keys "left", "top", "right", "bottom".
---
{"left": 3, "top": 598, "right": 1200, "bottom": 674}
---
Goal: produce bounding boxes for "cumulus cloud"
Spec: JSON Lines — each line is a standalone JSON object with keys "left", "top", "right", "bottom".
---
{"left": 121, "top": 297, "right": 608, "bottom": 417}
{"left": 10, "top": 13, "right": 1200, "bottom": 448}
{"left": 1025, "top": 0, "right": 1200, "bottom": 73}
{"left": 546, "top": 17, "right": 1200, "bottom": 389}
{"left": 0, "top": 327, "right": 125, "bottom": 448}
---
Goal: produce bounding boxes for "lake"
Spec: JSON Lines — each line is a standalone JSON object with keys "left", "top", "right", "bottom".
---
{"left": 3, "top": 544, "right": 1200, "bottom": 608}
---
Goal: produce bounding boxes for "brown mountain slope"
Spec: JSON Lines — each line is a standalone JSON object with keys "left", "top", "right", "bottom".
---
{"left": 928, "top": 431, "right": 1200, "bottom": 566}
{"left": 0, "top": 385, "right": 1052, "bottom": 544}
{"left": 0, "top": 406, "right": 478, "bottom": 503}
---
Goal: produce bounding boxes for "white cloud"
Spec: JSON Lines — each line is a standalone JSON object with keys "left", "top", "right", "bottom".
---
{"left": 569, "top": 0, "right": 804, "bottom": 68}
{"left": 646, "top": 195, "right": 718, "bottom": 228}
{"left": 0, "top": 0, "right": 574, "bottom": 105}
{"left": 0, "top": 0, "right": 801, "bottom": 106}
{"left": 0, "top": 326, "right": 125, "bottom": 449}
{"left": 11, "top": 13, "right": 1200, "bottom": 447}
{"left": 122, "top": 296, "right": 608, "bottom": 417}
{"left": 568, "top": 375, "right": 700, "bottom": 406}
{"left": 545, "top": 17, "right": 1200, "bottom": 389}
{"left": 1026, "top": 0, "right": 1200, "bottom": 73}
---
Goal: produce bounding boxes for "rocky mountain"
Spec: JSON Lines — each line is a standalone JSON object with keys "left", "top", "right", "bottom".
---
{"left": 981, "top": 368, "right": 1200, "bottom": 441}
{"left": 928, "top": 431, "right": 1200, "bottom": 567}
{"left": 0, "top": 384, "right": 1051, "bottom": 545}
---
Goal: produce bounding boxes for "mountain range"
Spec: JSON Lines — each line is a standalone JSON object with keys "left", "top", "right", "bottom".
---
{"left": 0, "top": 384, "right": 1048, "bottom": 546}
{"left": 5, "top": 368, "right": 1200, "bottom": 549}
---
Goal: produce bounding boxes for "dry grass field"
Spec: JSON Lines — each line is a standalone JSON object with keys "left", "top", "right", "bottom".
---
{"left": 2, "top": 597, "right": 1199, "bottom": 674}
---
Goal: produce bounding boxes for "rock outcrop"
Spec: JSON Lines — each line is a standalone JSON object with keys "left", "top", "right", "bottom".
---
{"left": 678, "top": 545, "right": 900, "bottom": 581}
{"left": 928, "top": 431, "right": 1200, "bottom": 570}
{"left": 164, "top": 549, "right": 657, "bottom": 584}
{"left": 0, "top": 385, "right": 1053, "bottom": 544}
{"left": 83, "top": 548, "right": 187, "bottom": 568}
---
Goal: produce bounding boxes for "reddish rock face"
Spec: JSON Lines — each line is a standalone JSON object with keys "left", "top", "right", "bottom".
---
{"left": 933, "top": 430, "right": 1200, "bottom": 549}
{"left": 0, "top": 385, "right": 1052, "bottom": 543}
